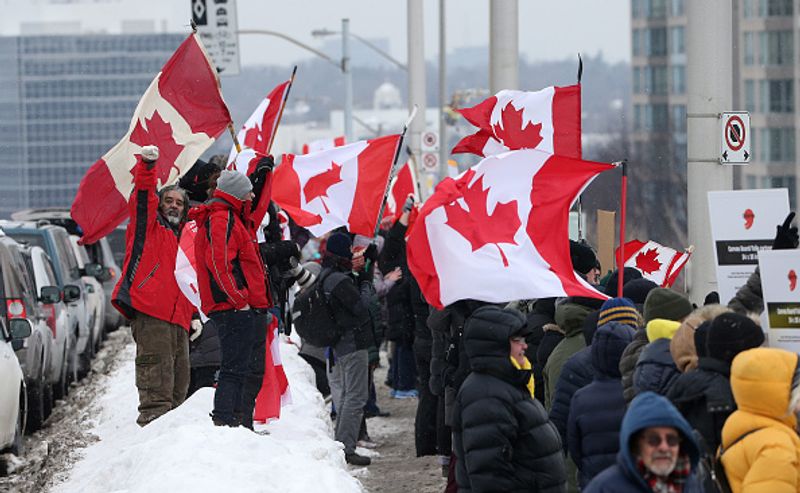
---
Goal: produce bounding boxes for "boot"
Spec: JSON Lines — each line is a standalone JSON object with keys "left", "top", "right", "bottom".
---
{"left": 345, "top": 452, "right": 372, "bottom": 466}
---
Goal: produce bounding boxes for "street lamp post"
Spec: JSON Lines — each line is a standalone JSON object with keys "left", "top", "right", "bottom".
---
{"left": 342, "top": 19, "right": 353, "bottom": 142}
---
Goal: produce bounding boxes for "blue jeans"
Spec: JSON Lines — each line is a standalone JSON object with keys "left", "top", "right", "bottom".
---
{"left": 392, "top": 342, "right": 417, "bottom": 391}
{"left": 211, "top": 310, "right": 269, "bottom": 427}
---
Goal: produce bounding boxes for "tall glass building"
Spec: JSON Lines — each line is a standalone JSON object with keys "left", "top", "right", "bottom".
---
{"left": 0, "top": 33, "right": 183, "bottom": 218}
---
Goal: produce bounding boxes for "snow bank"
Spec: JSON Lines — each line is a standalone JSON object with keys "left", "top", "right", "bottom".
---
{"left": 54, "top": 337, "right": 363, "bottom": 493}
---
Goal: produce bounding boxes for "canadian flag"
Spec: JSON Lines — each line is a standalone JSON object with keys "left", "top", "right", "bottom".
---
{"left": 72, "top": 34, "right": 232, "bottom": 244}
{"left": 174, "top": 220, "right": 207, "bottom": 322}
{"left": 272, "top": 134, "right": 401, "bottom": 237}
{"left": 226, "top": 80, "right": 291, "bottom": 173}
{"left": 453, "top": 85, "right": 581, "bottom": 159}
{"left": 254, "top": 318, "right": 291, "bottom": 423}
{"left": 384, "top": 162, "right": 419, "bottom": 219}
{"left": 302, "top": 136, "right": 346, "bottom": 155}
{"left": 407, "top": 149, "right": 612, "bottom": 309}
{"left": 617, "top": 240, "right": 692, "bottom": 288}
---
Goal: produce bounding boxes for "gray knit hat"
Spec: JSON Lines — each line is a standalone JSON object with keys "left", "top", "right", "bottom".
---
{"left": 216, "top": 170, "right": 253, "bottom": 201}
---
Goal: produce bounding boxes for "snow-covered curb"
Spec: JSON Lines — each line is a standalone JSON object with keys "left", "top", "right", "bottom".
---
{"left": 53, "top": 337, "right": 363, "bottom": 493}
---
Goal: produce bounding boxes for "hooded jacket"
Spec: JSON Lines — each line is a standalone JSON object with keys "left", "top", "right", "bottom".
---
{"left": 568, "top": 322, "right": 635, "bottom": 488}
{"left": 619, "top": 329, "right": 649, "bottom": 404}
{"left": 632, "top": 319, "right": 681, "bottom": 398}
{"left": 721, "top": 348, "right": 800, "bottom": 493}
{"left": 584, "top": 392, "right": 702, "bottom": 493}
{"left": 543, "top": 302, "right": 593, "bottom": 410}
{"left": 190, "top": 190, "right": 270, "bottom": 314}
{"left": 113, "top": 159, "right": 194, "bottom": 329}
{"left": 453, "top": 306, "right": 566, "bottom": 493}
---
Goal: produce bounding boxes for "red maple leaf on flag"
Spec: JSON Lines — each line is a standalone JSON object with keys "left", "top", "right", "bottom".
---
{"left": 444, "top": 170, "right": 521, "bottom": 267}
{"left": 491, "top": 102, "right": 544, "bottom": 150}
{"left": 129, "top": 110, "right": 184, "bottom": 185}
{"left": 243, "top": 125, "right": 265, "bottom": 152}
{"left": 635, "top": 248, "right": 662, "bottom": 275}
{"left": 303, "top": 161, "right": 343, "bottom": 214}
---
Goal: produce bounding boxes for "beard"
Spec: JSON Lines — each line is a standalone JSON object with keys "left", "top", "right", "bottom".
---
{"left": 646, "top": 452, "right": 677, "bottom": 477}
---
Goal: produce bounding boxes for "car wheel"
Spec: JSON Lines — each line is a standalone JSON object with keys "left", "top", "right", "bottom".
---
{"left": 9, "top": 387, "right": 25, "bottom": 457}
{"left": 78, "top": 329, "right": 95, "bottom": 379}
{"left": 66, "top": 328, "right": 79, "bottom": 390}
{"left": 25, "top": 377, "right": 45, "bottom": 433}
{"left": 53, "top": 345, "right": 69, "bottom": 400}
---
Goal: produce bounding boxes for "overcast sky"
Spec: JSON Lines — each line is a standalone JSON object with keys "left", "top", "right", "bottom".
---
{"left": 0, "top": 0, "right": 631, "bottom": 66}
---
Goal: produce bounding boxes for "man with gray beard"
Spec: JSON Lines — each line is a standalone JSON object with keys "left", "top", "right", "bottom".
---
{"left": 584, "top": 392, "right": 703, "bottom": 492}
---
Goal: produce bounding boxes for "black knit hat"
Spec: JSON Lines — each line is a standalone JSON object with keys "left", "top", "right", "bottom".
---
{"left": 622, "top": 278, "right": 659, "bottom": 306}
{"left": 693, "top": 321, "right": 711, "bottom": 358}
{"left": 603, "top": 267, "right": 643, "bottom": 297}
{"left": 706, "top": 313, "right": 765, "bottom": 364}
{"left": 325, "top": 232, "right": 352, "bottom": 260}
{"left": 643, "top": 288, "right": 693, "bottom": 323}
{"left": 570, "top": 240, "right": 597, "bottom": 275}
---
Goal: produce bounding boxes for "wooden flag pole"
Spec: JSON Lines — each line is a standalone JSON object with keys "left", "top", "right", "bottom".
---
{"left": 228, "top": 123, "right": 242, "bottom": 154}
{"left": 617, "top": 160, "right": 628, "bottom": 296}
{"left": 266, "top": 65, "right": 298, "bottom": 156}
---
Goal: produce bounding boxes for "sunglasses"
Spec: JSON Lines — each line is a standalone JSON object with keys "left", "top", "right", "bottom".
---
{"left": 643, "top": 432, "right": 681, "bottom": 448}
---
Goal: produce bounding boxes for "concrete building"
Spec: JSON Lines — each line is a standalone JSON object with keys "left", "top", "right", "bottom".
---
{"left": 0, "top": 33, "right": 183, "bottom": 217}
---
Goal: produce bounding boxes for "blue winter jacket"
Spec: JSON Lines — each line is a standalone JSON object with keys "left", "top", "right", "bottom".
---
{"left": 632, "top": 338, "right": 680, "bottom": 397}
{"left": 549, "top": 346, "right": 593, "bottom": 448}
{"left": 583, "top": 392, "right": 703, "bottom": 493}
{"left": 567, "top": 322, "right": 635, "bottom": 488}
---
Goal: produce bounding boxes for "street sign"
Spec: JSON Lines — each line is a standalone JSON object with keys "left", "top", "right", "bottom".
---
{"left": 422, "top": 152, "right": 439, "bottom": 171}
{"left": 421, "top": 131, "right": 439, "bottom": 152}
{"left": 720, "top": 112, "right": 750, "bottom": 164}
{"left": 191, "top": 0, "right": 241, "bottom": 76}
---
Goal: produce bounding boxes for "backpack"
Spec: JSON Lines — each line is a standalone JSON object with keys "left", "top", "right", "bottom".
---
{"left": 292, "top": 269, "right": 344, "bottom": 347}
{"left": 696, "top": 427, "right": 764, "bottom": 493}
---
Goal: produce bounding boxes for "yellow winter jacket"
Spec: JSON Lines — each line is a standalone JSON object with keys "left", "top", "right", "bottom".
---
{"left": 721, "top": 347, "right": 800, "bottom": 493}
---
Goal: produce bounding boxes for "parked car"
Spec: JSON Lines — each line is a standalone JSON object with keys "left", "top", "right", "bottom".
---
{"left": 20, "top": 245, "right": 72, "bottom": 400}
{"left": 0, "top": 233, "right": 57, "bottom": 432}
{"left": 0, "top": 317, "right": 28, "bottom": 460}
{"left": 69, "top": 235, "right": 106, "bottom": 356}
{"left": 11, "top": 209, "right": 123, "bottom": 333}
{"left": 0, "top": 221, "right": 91, "bottom": 380}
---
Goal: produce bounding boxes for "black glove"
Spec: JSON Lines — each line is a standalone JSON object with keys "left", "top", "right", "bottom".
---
{"left": 773, "top": 212, "right": 799, "bottom": 250}
{"left": 363, "top": 243, "right": 379, "bottom": 262}
{"left": 256, "top": 155, "right": 275, "bottom": 173}
{"left": 402, "top": 195, "right": 415, "bottom": 213}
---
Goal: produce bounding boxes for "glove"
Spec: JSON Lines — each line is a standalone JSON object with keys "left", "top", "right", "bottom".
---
{"left": 256, "top": 155, "right": 275, "bottom": 172}
{"left": 402, "top": 194, "right": 415, "bottom": 213}
{"left": 141, "top": 145, "right": 159, "bottom": 163}
{"left": 363, "top": 243, "right": 379, "bottom": 262}
{"left": 773, "top": 212, "right": 799, "bottom": 250}
{"left": 189, "top": 319, "right": 203, "bottom": 342}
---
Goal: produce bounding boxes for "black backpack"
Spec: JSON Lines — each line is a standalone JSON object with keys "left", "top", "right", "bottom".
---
{"left": 292, "top": 269, "right": 344, "bottom": 347}
{"left": 695, "top": 428, "right": 763, "bottom": 493}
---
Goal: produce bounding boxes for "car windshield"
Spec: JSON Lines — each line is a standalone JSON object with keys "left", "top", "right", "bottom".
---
{"left": 6, "top": 232, "right": 45, "bottom": 250}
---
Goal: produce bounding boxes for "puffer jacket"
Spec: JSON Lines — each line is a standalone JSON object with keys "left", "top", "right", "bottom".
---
{"left": 721, "top": 347, "right": 800, "bottom": 493}
{"left": 543, "top": 302, "right": 592, "bottom": 410}
{"left": 536, "top": 326, "right": 564, "bottom": 401}
{"left": 632, "top": 319, "right": 681, "bottom": 398}
{"left": 667, "top": 356, "right": 735, "bottom": 455}
{"left": 568, "top": 322, "right": 635, "bottom": 488}
{"left": 112, "top": 159, "right": 194, "bottom": 329}
{"left": 619, "top": 329, "right": 648, "bottom": 404}
{"left": 584, "top": 392, "right": 702, "bottom": 493}
{"left": 727, "top": 268, "right": 763, "bottom": 315}
{"left": 453, "top": 306, "right": 567, "bottom": 493}
{"left": 380, "top": 221, "right": 415, "bottom": 343}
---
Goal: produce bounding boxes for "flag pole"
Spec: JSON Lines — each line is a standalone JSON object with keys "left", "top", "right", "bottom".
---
{"left": 617, "top": 160, "right": 628, "bottom": 296}
{"left": 372, "top": 105, "right": 419, "bottom": 239}
{"left": 228, "top": 124, "right": 242, "bottom": 153}
{"left": 576, "top": 53, "right": 584, "bottom": 240}
{"left": 266, "top": 65, "right": 298, "bottom": 156}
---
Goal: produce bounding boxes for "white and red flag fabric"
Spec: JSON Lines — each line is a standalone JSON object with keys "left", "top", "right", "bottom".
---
{"left": 254, "top": 318, "right": 291, "bottom": 423}
{"left": 406, "top": 149, "right": 612, "bottom": 309}
{"left": 453, "top": 85, "right": 581, "bottom": 159}
{"left": 72, "top": 34, "right": 232, "bottom": 244}
{"left": 226, "top": 80, "right": 291, "bottom": 174}
{"left": 272, "top": 134, "right": 401, "bottom": 237}
{"left": 174, "top": 220, "right": 207, "bottom": 322}
{"left": 384, "top": 162, "right": 419, "bottom": 219}
{"left": 616, "top": 240, "right": 692, "bottom": 288}
{"left": 302, "top": 136, "right": 346, "bottom": 155}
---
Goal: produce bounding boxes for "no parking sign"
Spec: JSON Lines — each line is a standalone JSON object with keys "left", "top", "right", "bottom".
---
{"left": 720, "top": 112, "right": 750, "bottom": 164}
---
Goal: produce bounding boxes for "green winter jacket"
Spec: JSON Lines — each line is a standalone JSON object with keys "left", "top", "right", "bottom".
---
{"left": 543, "top": 302, "right": 592, "bottom": 410}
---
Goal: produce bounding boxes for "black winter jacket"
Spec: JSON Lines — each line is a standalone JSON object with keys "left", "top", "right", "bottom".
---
{"left": 666, "top": 356, "right": 736, "bottom": 454}
{"left": 321, "top": 262, "right": 374, "bottom": 356}
{"left": 548, "top": 347, "right": 593, "bottom": 449}
{"left": 619, "top": 329, "right": 648, "bottom": 403}
{"left": 632, "top": 338, "right": 680, "bottom": 397}
{"left": 453, "top": 306, "right": 567, "bottom": 493}
{"left": 380, "top": 222, "right": 415, "bottom": 343}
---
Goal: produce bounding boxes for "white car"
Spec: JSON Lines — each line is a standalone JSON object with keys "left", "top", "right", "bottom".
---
{"left": 69, "top": 236, "right": 106, "bottom": 358}
{"left": 0, "top": 317, "right": 28, "bottom": 459}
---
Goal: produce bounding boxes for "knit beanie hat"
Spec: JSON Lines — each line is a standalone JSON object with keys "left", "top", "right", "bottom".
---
{"left": 216, "top": 169, "right": 253, "bottom": 201}
{"left": 643, "top": 288, "right": 693, "bottom": 323}
{"left": 598, "top": 297, "right": 641, "bottom": 328}
{"left": 325, "top": 232, "right": 352, "bottom": 260}
{"left": 603, "top": 267, "right": 643, "bottom": 297}
{"left": 570, "top": 240, "right": 597, "bottom": 275}
{"left": 707, "top": 313, "right": 765, "bottom": 364}
{"left": 646, "top": 318, "right": 682, "bottom": 342}
{"left": 693, "top": 321, "right": 711, "bottom": 359}
{"left": 622, "top": 278, "right": 659, "bottom": 306}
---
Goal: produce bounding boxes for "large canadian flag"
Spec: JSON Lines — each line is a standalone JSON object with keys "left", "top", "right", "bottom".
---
{"left": 302, "top": 136, "right": 346, "bottom": 155}
{"left": 617, "top": 239, "right": 692, "bottom": 288}
{"left": 272, "top": 134, "right": 401, "bottom": 237}
{"left": 72, "top": 34, "right": 232, "bottom": 244}
{"left": 453, "top": 85, "right": 581, "bottom": 159}
{"left": 407, "top": 149, "right": 612, "bottom": 309}
{"left": 226, "top": 80, "right": 291, "bottom": 173}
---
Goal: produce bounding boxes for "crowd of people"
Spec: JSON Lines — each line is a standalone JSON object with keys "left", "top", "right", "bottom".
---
{"left": 110, "top": 145, "right": 800, "bottom": 492}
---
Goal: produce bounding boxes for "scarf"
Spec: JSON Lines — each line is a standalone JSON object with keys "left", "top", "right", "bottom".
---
{"left": 510, "top": 356, "right": 535, "bottom": 399}
{"left": 636, "top": 454, "right": 691, "bottom": 493}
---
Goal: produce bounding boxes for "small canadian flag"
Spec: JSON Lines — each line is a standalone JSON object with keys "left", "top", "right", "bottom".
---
{"left": 617, "top": 239, "right": 693, "bottom": 288}
{"left": 302, "top": 136, "right": 346, "bottom": 155}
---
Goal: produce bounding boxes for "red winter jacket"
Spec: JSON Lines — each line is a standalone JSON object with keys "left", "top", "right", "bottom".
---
{"left": 112, "top": 159, "right": 194, "bottom": 330}
{"left": 190, "top": 190, "right": 271, "bottom": 314}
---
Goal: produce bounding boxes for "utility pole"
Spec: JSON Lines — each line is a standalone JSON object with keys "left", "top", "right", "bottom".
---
{"left": 438, "top": 0, "right": 447, "bottom": 182}
{"left": 407, "top": 0, "right": 426, "bottom": 195}
{"left": 686, "top": 2, "right": 734, "bottom": 302}
{"left": 489, "top": 0, "right": 519, "bottom": 93}
{"left": 342, "top": 18, "right": 353, "bottom": 142}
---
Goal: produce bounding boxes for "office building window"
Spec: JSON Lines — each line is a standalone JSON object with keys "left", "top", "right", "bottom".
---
{"left": 759, "top": 31, "right": 793, "bottom": 66}
{"left": 671, "top": 65, "right": 686, "bottom": 94}
{"left": 743, "top": 0, "right": 755, "bottom": 17}
{"left": 671, "top": 104, "right": 687, "bottom": 133}
{"left": 633, "top": 67, "right": 642, "bottom": 93}
{"left": 646, "top": 66, "right": 668, "bottom": 94}
{"left": 648, "top": 28, "right": 668, "bottom": 56}
{"left": 758, "top": 127, "right": 795, "bottom": 162}
{"left": 758, "top": 79, "right": 794, "bottom": 113}
{"left": 760, "top": 0, "right": 793, "bottom": 16}
{"left": 670, "top": 0, "right": 684, "bottom": 16}
{"left": 632, "top": 29, "right": 641, "bottom": 57}
{"left": 670, "top": 26, "right": 685, "bottom": 54}
{"left": 650, "top": 104, "right": 669, "bottom": 131}
{"left": 634, "top": 104, "right": 642, "bottom": 130}
{"left": 632, "top": 0, "right": 643, "bottom": 18}
{"left": 649, "top": 0, "right": 667, "bottom": 18}
{"left": 743, "top": 32, "right": 755, "bottom": 65}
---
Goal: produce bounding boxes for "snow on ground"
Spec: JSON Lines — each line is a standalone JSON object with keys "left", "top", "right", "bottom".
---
{"left": 53, "top": 337, "right": 364, "bottom": 493}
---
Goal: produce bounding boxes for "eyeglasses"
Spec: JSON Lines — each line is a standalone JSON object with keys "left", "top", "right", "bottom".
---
{"left": 643, "top": 432, "right": 681, "bottom": 448}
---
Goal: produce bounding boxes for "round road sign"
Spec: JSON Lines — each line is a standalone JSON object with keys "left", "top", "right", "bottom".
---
{"left": 725, "top": 115, "right": 746, "bottom": 152}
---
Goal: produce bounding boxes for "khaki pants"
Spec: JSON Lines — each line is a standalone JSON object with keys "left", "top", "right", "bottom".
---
{"left": 131, "top": 313, "right": 190, "bottom": 426}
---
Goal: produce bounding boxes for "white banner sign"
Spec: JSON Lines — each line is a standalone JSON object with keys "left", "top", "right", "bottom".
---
{"left": 708, "top": 189, "right": 789, "bottom": 307}
{"left": 758, "top": 249, "right": 800, "bottom": 352}
{"left": 191, "top": 0, "right": 241, "bottom": 76}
